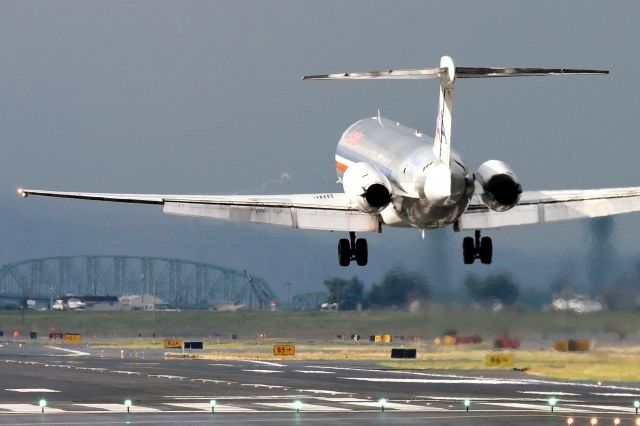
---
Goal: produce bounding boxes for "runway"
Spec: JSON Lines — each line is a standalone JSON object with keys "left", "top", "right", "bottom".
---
{"left": 0, "top": 341, "right": 638, "bottom": 425}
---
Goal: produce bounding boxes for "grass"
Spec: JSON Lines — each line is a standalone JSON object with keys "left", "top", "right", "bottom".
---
{"left": 1, "top": 307, "right": 638, "bottom": 340}
{"left": 2, "top": 308, "right": 640, "bottom": 382}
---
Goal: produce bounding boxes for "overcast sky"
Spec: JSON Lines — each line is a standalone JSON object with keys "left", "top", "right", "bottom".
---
{"left": 1, "top": 1, "right": 639, "bottom": 298}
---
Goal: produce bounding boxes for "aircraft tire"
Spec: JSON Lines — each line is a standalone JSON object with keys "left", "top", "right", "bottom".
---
{"left": 479, "top": 236, "right": 493, "bottom": 264}
{"left": 355, "top": 238, "right": 368, "bottom": 266}
{"left": 338, "top": 239, "right": 351, "bottom": 266}
{"left": 463, "top": 237, "right": 475, "bottom": 264}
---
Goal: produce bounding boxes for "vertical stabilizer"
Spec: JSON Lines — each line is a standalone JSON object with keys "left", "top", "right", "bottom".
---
{"left": 434, "top": 56, "right": 455, "bottom": 166}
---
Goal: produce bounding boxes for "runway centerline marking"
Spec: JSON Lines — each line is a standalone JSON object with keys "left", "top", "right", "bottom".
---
{"left": 5, "top": 388, "right": 60, "bottom": 393}
{"left": 241, "top": 369, "right": 283, "bottom": 374}
{"left": 294, "top": 370, "right": 335, "bottom": 374}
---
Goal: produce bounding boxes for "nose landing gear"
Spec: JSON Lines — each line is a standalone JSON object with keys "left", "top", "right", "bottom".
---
{"left": 338, "top": 232, "right": 368, "bottom": 267}
{"left": 463, "top": 230, "right": 492, "bottom": 264}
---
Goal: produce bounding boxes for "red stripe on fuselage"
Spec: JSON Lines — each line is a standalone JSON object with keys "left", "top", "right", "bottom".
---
{"left": 336, "top": 162, "right": 348, "bottom": 172}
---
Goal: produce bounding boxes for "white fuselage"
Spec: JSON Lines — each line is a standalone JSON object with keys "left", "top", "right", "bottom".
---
{"left": 336, "top": 117, "right": 475, "bottom": 228}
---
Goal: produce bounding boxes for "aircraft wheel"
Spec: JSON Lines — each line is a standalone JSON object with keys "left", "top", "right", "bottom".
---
{"left": 355, "top": 238, "right": 368, "bottom": 266}
{"left": 463, "top": 237, "right": 475, "bottom": 264}
{"left": 338, "top": 239, "right": 351, "bottom": 267}
{"left": 479, "top": 236, "right": 493, "bottom": 264}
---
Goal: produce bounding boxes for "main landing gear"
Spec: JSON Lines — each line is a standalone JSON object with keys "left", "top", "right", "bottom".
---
{"left": 338, "top": 232, "right": 368, "bottom": 267}
{"left": 463, "top": 230, "right": 492, "bottom": 265}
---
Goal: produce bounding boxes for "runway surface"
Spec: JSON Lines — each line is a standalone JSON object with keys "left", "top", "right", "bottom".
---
{"left": 0, "top": 340, "right": 638, "bottom": 425}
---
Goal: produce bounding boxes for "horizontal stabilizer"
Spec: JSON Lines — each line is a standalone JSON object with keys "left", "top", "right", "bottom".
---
{"left": 303, "top": 67, "right": 608, "bottom": 80}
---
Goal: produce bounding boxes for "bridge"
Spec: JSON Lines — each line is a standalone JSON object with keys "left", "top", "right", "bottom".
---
{"left": 0, "top": 256, "right": 276, "bottom": 310}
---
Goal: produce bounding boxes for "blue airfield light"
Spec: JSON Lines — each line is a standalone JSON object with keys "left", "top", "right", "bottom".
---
{"left": 549, "top": 397, "right": 558, "bottom": 412}
{"left": 293, "top": 400, "right": 302, "bottom": 413}
{"left": 209, "top": 399, "right": 217, "bottom": 413}
{"left": 124, "top": 399, "right": 132, "bottom": 413}
{"left": 634, "top": 399, "right": 640, "bottom": 414}
{"left": 464, "top": 399, "right": 471, "bottom": 412}
{"left": 39, "top": 399, "right": 46, "bottom": 414}
{"left": 379, "top": 398, "right": 387, "bottom": 412}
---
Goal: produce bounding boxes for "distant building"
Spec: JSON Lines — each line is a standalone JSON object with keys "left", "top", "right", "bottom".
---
{"left": 119, "top": 294, "right": 167, "bottom": 311}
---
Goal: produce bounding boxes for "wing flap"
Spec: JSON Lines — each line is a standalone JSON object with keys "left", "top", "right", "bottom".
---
{"left": 164, "top": 202, "right": 380, "bottom": 232}
{"left": 459, "top": 187, "right": 640, "bottom": 230}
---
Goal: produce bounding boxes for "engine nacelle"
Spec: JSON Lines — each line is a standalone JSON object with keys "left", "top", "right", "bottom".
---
{"left": 342, "top": 162, "right": 392, "bottom": 213}
{"left": 476, "top": 160, "right": 522, "bottom": 212}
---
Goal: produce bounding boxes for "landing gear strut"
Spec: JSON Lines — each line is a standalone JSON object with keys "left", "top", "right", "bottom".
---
{"left": 338, "top": 232, "right": 368, "bottom": 267}
{"left": 463, "top": 230, "right": 492, "bottom": 265}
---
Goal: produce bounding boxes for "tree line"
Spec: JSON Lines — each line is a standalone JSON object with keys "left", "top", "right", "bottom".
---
{"left": 323, "top": 268, "right": 520, "bottom": 310}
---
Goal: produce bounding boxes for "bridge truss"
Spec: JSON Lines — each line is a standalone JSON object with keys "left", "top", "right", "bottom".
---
{"left": 0, "top": 256, "right": 276, "bottom": 309}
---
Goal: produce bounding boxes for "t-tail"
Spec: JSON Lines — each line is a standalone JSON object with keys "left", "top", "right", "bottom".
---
{"left": 303, "top": 56, "right": 608, "bottom": 204}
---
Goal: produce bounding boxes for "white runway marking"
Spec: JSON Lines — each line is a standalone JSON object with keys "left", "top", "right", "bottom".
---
{"left": 258, "top": 402, "right": 352, "bottom": 412}
{"left": 74, "top": 403, "right": 160, "bottom": 412}
{"left": 591, "top": 392, "right": 640, "bottom": 397}
{"left": 242, "top": 369, "right": 283, "bottom": 374}
{"left": 518, "top": 391, "right": 581, "bottom": 396}
{"left": 316, "top": 397, "right": 370, "bottom": 402}
{"left": 345, "top": 401, "right": 447, "bottom": 412}
{"left": 209, "top": 363, "right": 233, "bottom": 367}
{"left": 48, "top": 346, "right": 90, "bottom": 356}
{"left": 0, "top": 404, "right": 65, "bottom": 413}
{"left": 567, "top": 404, "right": 638, "bottom": 413}
{"left": 294, "top": 370, "right": 335, "bottom": 374}
{"left": 299, "top": 390, "right": 351, "bottom": 395}
{"left": 243, "top": 360, "right": 285, "bottom": 367}
{"left": 164, "top": 402, "right": 256, "bottom": 412}
{"left": 480, "top": 402, "right": 589, "bottom": 413}
{"left": 5, "top": 388, "right": 60, "bottom": 393}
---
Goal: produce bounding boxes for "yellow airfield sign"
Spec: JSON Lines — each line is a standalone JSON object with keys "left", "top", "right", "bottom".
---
{"left": 163, "top": 338, "right": 184, "bottom": 349}
{"left": 64, "top": 333, "right": 81, "bottom": 344}
{"left": 485, "top": 352, "right": 514, "bottom": 367}
{"left": 273, "top": 343, "right": 295, "bottom": 356}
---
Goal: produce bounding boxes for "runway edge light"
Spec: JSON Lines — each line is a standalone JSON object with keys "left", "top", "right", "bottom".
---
{"left": 39, "top": 399, "right": 46, "bottom": 414}
{"left": 464, "top": 399, "right": 470, "bottom": 412}
{"left": 549, "top": 397, "right": 558, "bottom": 412}
{"left": 566, "top": 417, "right": 574, "bottom": 425}
{"left": 124, "top": 399, "right": 132, "bottom": 413}
{"left": 379, "top": 398, "right": 387, "bottom": 412}
{"left": 293, "top": 400, "right": 302, "bottom": 413}
{"left": 210, "top": 399, "right": 216, "bottom": 413}
{"left": 634, "top": 399, "right": 640, "bottom": 414}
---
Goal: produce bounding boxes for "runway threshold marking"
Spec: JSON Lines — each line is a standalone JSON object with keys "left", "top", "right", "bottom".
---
{"left": 0, "top": 404, "right": 65, "bottom": 413}
{"left": 163, "top": 402, "right": 257, "bottom": 412}
{"left": 5, "top": 388, "right": 60, "bottom": 393}
{"left": 48, "top": 346, "right": 90, "bottom": 356}
{"left": 73, "top": 403, "right": 160, "bottom": 412}
{"left": 257, "top": 402, "right": 353, "bottom": 412}
{"left": 344, "top": 401, "right": 448, "bottom": 412}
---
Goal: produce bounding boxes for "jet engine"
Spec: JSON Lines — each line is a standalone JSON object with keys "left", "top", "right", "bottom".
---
{"left": 475, "top": 160, "right": 522, "bottom": 212}
{"left": 342, "top": 162, "right": 392, "bottom": 213}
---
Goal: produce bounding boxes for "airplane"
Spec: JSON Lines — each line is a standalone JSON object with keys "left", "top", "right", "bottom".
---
{"left": 17, "top": 56, "right": 640, "bottom": 267}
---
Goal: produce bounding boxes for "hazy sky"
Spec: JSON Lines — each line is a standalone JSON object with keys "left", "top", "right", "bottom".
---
{"left": 1, "top": 1, "right": 639, "bottom": 299}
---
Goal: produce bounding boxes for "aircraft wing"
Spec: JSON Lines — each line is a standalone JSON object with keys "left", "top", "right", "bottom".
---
{"left": 16, "top": 188, "right": 380, "bottom": 232}
{"left": 458, "top": 187, "right": 640, "bottom": 230}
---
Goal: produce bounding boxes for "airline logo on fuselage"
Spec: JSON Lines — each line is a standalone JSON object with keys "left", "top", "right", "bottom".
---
{"left": 344, "top": 130, "right": 364, "bottom": 145}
